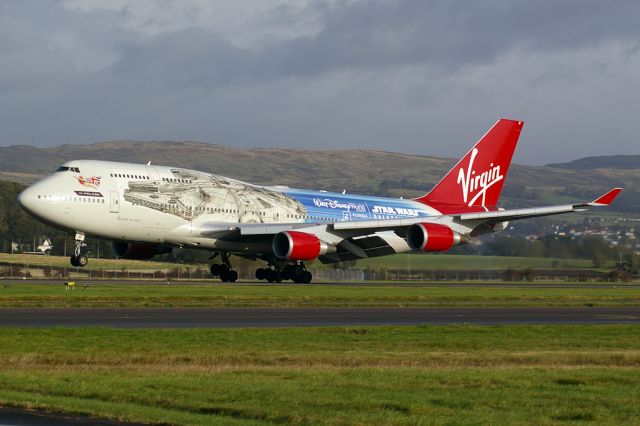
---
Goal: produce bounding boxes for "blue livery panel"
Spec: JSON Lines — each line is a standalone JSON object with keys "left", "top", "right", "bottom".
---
{"left": 285, "top": 189, "right": 435, "bottom": 222}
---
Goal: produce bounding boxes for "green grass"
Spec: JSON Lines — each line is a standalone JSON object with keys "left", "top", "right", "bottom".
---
{"left": 0, "top": 282, "right": 639, "bottom": 307}
{"left": 0, "top": 325, "right": 639, "bottom": 424}
{"left": 351, "top": 253, "right": 597, "bottom": 270}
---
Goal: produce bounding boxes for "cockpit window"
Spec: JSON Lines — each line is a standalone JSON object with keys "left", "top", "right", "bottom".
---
{"left": 55, "top": 166, "right": 80, "bottom": 173}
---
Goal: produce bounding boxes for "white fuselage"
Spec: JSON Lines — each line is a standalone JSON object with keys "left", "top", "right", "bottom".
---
{"left": 18, "top": 160, "right": 443, "bottom": 255}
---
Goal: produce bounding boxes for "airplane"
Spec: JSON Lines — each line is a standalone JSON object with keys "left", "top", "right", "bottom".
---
{"left": 17, "top": 119, "right": 622, "bottom": 283}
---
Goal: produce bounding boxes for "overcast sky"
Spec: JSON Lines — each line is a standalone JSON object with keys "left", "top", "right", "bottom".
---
{"left": 1, "top": 0, "right": 639, "bottom": 165}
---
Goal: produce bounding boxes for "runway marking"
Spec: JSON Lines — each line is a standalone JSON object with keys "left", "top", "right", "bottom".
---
{"left": 594, "top": 315, "right": 640, "bottom": 320}
{"left": 1, "top": 307, "right": 640, "bottom": 327}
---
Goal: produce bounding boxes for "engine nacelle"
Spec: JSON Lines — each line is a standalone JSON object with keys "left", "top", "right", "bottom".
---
{"left": 273, "top": 231, "right": 335, "bottom": 261}
{"left": 112, "top": 241, "right": 172, "bottom": 260}
{"left": 406, "top": 223, "right": 462, "bottom": 252}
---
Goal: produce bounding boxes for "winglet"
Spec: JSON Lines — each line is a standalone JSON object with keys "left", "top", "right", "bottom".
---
{"left": 589, "top": 188, "right": 623, "bottom": 206}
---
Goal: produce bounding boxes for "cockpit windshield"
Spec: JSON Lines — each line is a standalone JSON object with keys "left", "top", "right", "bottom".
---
{"left": 55, "top": 166, "right": 80, "bottom": 173}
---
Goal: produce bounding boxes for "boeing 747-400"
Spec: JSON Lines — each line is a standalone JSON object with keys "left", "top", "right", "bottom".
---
{"left": 18, "top": 119, "right": 622, "bottom": 283}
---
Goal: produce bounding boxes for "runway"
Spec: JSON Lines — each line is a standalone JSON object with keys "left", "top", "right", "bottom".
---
{"left": 0, "top": 407, "right": 140, "bottom": 426}
{"left": 0, "top": 306, "right": 639, "bottom": 327}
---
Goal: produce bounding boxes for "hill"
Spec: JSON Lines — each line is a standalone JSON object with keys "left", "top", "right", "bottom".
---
{"left": 0, "top": 141, "right": 638, "bottom": 212}
{"left": 547, "top": 155, "right": 640, "bottom": 170}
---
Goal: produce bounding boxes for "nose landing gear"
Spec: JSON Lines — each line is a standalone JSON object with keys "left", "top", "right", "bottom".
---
{"left": 209, "top": 252, "right": 238, "bottom": 282}
{"left": 70, "top": 232, "right": 88, "bottom": 267}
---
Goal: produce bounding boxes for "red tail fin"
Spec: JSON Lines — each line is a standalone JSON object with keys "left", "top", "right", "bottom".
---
{"left": 415, "top": 119, "right": 524, "bottom": 214}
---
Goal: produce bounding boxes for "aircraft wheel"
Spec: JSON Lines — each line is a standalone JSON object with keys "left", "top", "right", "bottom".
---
{"left": 302, "top": 271, "right": 312, "bottom": 284}
{"left": 227, "top": 270, "right": 238, "bottom": 283}
{"left": 77, "top": 255, "right": 89, "bottom": 267}
{"left": 255, "top": 268, "right": 266, "bottom": 280}
{"left": 282, "top": 266, "right": 292, "bottom": 281}
{"left": 70, "top": 255, "right": 79, "bottom": 267}
{"left": 273, "top": 270, "right": 283, "bottom": 283}
{"left": 220, "top": 270, "right": 229, "bottom": 282}
{"left": 210, "top": 264, "right": 222, "bottom": 276}
{"left": 264, "top": 269, "right": 275, "bottom": 283}
{"left": 293, "top": 265, "right": 305, "bottom": 277}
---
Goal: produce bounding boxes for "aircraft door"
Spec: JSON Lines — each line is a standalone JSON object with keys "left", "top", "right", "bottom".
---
{"left": 110, "top": 191, "right": 120, "bottom": 213}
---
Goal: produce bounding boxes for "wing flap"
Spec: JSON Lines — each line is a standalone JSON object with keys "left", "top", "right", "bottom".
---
{"left": 459, "top": 205, "right": 577, "bottom": 222}
{"left": 319, "top": 235, "right": 398, "bottom": 264}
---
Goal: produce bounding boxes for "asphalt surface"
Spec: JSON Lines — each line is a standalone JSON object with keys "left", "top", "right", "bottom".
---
{"left": 3, "top": 279, "right": 639, "bottom": 289}
{"left": 0, "top": 407, "right": 141, "bottom": 426}
{"left": 0, "top": 306, "right": 639, "bottom": 327}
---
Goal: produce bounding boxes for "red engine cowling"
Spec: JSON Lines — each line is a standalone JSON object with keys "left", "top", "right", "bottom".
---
{"left": 406, "top": 223, "right": 461, "bottom": 252}
{"left": 112, "top": 241, "right": 172, "bottom": 260}
{"left": 273, "top": 231, "right": 335, "bottom": 261}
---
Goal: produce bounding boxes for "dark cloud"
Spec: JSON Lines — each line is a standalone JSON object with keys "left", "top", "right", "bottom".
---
{"left": 0, "top": 0, "right": 639, "bottom": 164}
{"left": 263, "top": 0, "right": 640, "bottom": 75}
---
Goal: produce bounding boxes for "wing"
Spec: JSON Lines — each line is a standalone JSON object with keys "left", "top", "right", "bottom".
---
{"left": 197, "top": 188, "right": 622, "bottom": 263}
{"left": 456, "top": 188, "right": 623, "bottom": 223}
{"left": 330, "top": 188, "right": 623, "bottom": 233}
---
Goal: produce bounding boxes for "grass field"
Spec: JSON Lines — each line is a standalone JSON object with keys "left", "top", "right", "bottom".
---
{"left": 0, "top": 325, "right": 639, "bottom": 425}
{"left": 0, "top": 282, "right": 639, "bottom": 307}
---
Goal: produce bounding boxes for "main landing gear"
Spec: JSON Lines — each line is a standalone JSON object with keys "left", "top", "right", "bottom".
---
{"left": 255, "top": 262, "right": 312, "bottom": 284}
{"left": 209, "top": 252, "right": 238, "bottom": 283}
{"left": 70, "top": 232, "right": 88, "bottom": 267}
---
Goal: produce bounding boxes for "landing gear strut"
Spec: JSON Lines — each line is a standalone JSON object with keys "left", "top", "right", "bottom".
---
{"left": 209, "top": 252, "right": 238, "bottom": 283}
{"left": 256, "top": 262, "right": 312, "bottom": 284}
{"left": 70, "top": 232, "right": 88, "bottom": 267}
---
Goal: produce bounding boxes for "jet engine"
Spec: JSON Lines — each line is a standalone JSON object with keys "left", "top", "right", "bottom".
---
{"left": 272, "top": 231, "right": 336, "bottom": 261}
{"left": 406, "top": 223, "right": 462, "bottom": 252}
{"left": 112, "top": 241, "right": 173, "bottom": 260}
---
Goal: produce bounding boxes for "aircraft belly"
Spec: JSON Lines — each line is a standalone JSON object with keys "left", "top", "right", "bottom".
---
{"left": 211, "top": 240, "right": 272, "bottom": 253}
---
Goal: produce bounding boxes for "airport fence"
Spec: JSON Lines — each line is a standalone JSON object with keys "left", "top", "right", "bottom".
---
{"left": 0, "top": 264, "right": 214, "bottom": 281}
{"left": 0, "top": 263, "right": 637, "bottom": 282}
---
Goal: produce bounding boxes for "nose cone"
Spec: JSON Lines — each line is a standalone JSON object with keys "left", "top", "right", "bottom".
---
{"left": 17, "top": 185, "right": 38, "bottom": 214}
{"left": 18, "top": 178, "right": 69, "bottom": 230}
